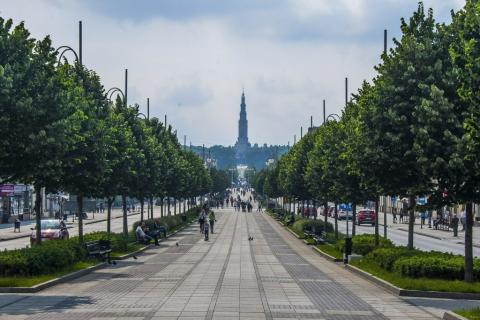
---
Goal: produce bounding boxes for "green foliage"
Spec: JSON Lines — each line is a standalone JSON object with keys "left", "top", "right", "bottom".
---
{"left": 335, "top": 234, "right": 393, "bottom": 256}
{"left": 394, "top": 254, "right": 480, "bottom": 281}
{"left": 0, "top": 240, "right": 87, "bottom": 277}
{"left": 365, "top": 246, "right": 420, "bottom": 271}
{"left": 132, "top": 207, "right": 201, "bottom": 232}
{"left": 291, "top": 219, "right": 333, "bottom": 236}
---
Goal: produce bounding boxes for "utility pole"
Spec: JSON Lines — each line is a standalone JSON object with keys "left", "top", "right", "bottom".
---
{"left": 310, "top": 116, "right": 313, "bottom": 130}
{"left": 294, "top": 134, "right": 296, "bottom": 145}
{"left": 184, "top": 135, "right": 186, "bottom": 150}
{"left": 147, "top": 98, "right": 150, "bottom": 120}
{"left": 124, "top": 69, "right": 128, "bottom": 109}
{"left": 79, "top": 21, "right": 82, "bottom": 66}
{"left": 323, "top": 100, "right": 326, "bottom": 124}
{"left": 383, "top": 29, "right": 388, "bottom": 239}
{"left": 300, "top": 126, "right": 303, "bottom": 139}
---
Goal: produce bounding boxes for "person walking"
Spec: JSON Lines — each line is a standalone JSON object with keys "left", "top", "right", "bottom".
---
{"left": 204, "top": 220, "right": 210, "bottom": 241}
{"left": 452, "top": 213, "right": 459, "bottom": 237}
{"left": 209, "top": 210, "right": 216, "bottom": 234}
{"left": 199, "top": 207, "right": 207, "bottom": 234}
{"left": 392, "top": 207, "right": 397, "bottom": 224}
{"left": 420, "top": 211, "right": 426, "bottom": 229}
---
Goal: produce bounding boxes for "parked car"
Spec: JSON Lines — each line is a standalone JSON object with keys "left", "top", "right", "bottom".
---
{"left": 30, "top": 219, "right": 69, "bottom": 246}
{"left": 337, "top": 210, "right": 353, "bottom": 220}
{"left": 357, "top": 209, "right": 377, "bottom": 226}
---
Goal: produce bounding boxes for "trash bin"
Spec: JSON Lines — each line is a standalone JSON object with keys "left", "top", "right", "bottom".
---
{"left": 344, "top": 237, "right": 353, "bottom": 264}
{"left": 181, "top": 214, "right": 187, "bottom": 222}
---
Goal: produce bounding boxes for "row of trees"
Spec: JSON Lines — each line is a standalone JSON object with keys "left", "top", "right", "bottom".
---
{"left": 254, "top": 1, "right": 480, "bottom": 282}
{"left": 0, "top": 18, "right": 215, "bottom": 244}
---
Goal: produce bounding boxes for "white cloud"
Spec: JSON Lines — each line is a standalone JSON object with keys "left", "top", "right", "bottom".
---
{"left": 0, "top": 0, "right": 465, "bottom": 146}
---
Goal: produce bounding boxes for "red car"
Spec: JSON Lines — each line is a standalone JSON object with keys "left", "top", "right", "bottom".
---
{"left": 356, "top": 209, "right": 377, "bottom": 226}
{"left": 30, "top": 220, "right": 69, "bottom": 246}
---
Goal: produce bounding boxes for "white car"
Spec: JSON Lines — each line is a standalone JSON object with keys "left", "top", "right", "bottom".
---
{"left": 337, "top": 210, "right": 353, "bottom": 220}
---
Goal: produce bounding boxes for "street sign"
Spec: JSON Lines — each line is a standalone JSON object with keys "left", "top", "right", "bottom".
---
{"left": 418, "top": 197, "right": 427, "bottom": 205}
{"left": 339, "top": 203, "right": 352, "bottom": 211}
{"left": 0, "top": 184, "right": 14, "bottom": 196}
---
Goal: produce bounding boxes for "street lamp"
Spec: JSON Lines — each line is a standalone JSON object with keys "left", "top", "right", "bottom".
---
{"left": 326, "top": 114, "right": 341, "bottom": 122}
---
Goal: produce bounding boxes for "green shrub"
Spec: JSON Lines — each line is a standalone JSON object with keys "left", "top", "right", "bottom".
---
{"left": 0, "top": 239, "right": 87, "bottom": 277}
{"left": 393, "top": 255, "right": 480, "bottom": 281}
{"left": 291, "top": 219, "right": 333, "bottom": 236}
{"left": 365, "top": 246, "right": 420, "bottom": 271}
{"left": 335, "top": 234, "right": 394, "bottom": 256}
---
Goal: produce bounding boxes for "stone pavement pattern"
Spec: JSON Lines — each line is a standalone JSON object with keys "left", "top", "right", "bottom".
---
{"left": 0, "top": 208, "right": 440, "bottom": 319}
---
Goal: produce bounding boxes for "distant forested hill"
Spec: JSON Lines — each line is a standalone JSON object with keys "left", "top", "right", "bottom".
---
{"left": 189, "top": 144, "right": 289, "bottom": 169}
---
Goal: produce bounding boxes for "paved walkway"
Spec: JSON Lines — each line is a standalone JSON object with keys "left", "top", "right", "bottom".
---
{"left": 0, "top": 208, "right": 445, "bottom": 319}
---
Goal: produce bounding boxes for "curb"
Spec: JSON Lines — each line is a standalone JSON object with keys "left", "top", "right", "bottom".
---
{"left": 443, "top": 311, "right": 469, "bottom": 320}
{"left": 312, "top": 246, "right": 343, "bottom": 262}
{"left": 344, "top": 264, "right": 480, "bottom": 300}
{"left": 0, "top": 262, "right": 107, "bottom": 293}
{"left": 0, "top": 219, "right": 196, "bottom": 293}
{"left": 286, "top": 227, "right": 303, "bottom": 239}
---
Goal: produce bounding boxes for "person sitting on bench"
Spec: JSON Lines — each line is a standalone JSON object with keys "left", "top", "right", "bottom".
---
{"left": 136, "top": 222, "right": 158, "bottom": 245}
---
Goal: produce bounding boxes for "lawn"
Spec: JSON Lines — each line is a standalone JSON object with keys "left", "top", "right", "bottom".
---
{"left": 455, "top": 308, "right": 480, "bottom": 320}
{"left": 352, "top": 259, "right": 480, "bottom": 293}
{"left": 316, "top": 243, "right": 343, "bottom": 260}
{"left": 0, "top": 261, "right": 98, "bottom": 288}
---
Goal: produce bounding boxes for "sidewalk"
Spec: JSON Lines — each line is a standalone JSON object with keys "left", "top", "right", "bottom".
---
{"left": 377, "top": 210, "right": 480, "bottom": 247}
{"left": 0, "top": 208, "right": 136, "bottom": 241}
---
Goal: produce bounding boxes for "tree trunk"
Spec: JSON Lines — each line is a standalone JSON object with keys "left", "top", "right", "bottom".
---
{"left": 183, "top": 198, "right": 186, "bottom": 214}
{"left": 107, "top": 197, "right": 113, "bottom": 235}
{"left": 150, "top": 196, "right": 154, "bottom": 219}
{"left": 140, "top": 198, "right": 144, "bottom": 222}
{"left": 161, "top": 198, "right": 164, "bottom": 217}
{"left": 465, "top": 202, "right": 474, "bottom": 282}
{"left": 352, "top": 202, "right": 357, "bottom": 236}
{"left": 167, "top": 197, "right": 171, "bottom": 216}
{"left": 374, "top": 198, "right": 379, "bottom": 246}
{"left": 407, "top": 195, "right": 416, "bottom": 250}
{"left": 334, "top": 202, "right": 338, "bottom": 239}
{"left": 77, "top": 195, "right": 84, "bottom": 243}
{"left": 313, "top": 200, "right": 316, "bottom": 220}
{"left": 122, "top": 194, "right": 128, "bottom": 238}
{"left": 174, "top": 198, "right": 177, "bottom": 215}
{"left": 34, "top": 185, "right": 42, "bottom": 245}
{"left": 324, "top": 202, "right": 328, "bottom": 229}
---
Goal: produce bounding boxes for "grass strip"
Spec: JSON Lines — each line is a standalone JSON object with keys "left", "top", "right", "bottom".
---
{"left": 0, "top": 261, "right": 98, "bottom": 287}
{"left": 351, "top": 259, "right": 480, "bottom": 293}
{"left": 455, "top": 308, "right": 480, "bottom": 320}
{"left": 316, "top": 243, "right": 343, "bottom": 260}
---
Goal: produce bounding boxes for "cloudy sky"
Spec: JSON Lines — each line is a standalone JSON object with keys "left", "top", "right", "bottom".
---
{"left": 1, "top": 0, "right": 464, "bottom": 146}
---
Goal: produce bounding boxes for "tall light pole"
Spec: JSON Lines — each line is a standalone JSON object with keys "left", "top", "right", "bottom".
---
{"left": 383, "top": 29, "right": 388, "bottom": 239}
{"left": 323, "top": 100, "right": 326, "bottom": 124}
{"left": 147, "top": 98, "right": 150, "bottom": 120}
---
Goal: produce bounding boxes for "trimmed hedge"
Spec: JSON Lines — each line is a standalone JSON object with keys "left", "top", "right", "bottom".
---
{"left": 0, "top": 240, "right": 87, "bottom": 277}
{"left": 291, "top": 219, "right": 333, "bottom": 236}
{"left": 365, "top": 246, "right": 420, "bottom": 271}
{"left": 393, "top": 255, "right": 480, "bottom": 281}
{"left": 335, "top": 234, "right": 394, "bottom": 256}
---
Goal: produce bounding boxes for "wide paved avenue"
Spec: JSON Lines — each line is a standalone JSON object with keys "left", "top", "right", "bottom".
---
{"left": 0, "top": 209, "right": 439, "bottom": 320}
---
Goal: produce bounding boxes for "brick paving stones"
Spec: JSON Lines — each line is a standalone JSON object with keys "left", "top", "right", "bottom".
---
{"left": 0, "top": 209, "right": 441, "bottom": 319}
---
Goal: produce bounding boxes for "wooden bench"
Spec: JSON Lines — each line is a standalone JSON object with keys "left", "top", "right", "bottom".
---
{"left": 303, "top": 226, "right": 326, "bottom": 244}
{"left": 86, "top": 240, "right": 112, "bottom": 264}
{"left": 434, "top": 218, "right": 450, "bottom": 231}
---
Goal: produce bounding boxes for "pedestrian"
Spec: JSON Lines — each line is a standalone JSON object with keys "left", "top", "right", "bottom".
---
{"left": 199, "top": 207, "right": 207, "bottom": 234}
{"left": 399, "top": 208, "right": 404, "bottom": 223}
{"left": 392, "top": 207, "right": 397, "bottom": 224}
{"left": 420, "top": 211, "right": 426, "bottom": 229}
{"left": 461, "top": 209, "right": 466, "bottom": 231}
{"left": 452, "top": 213, "right": 459, "bottom": 237}
{"left": 209, "top": 210, "right": 216, "bottom": 234}
{"left": 204, "top": 220, "right": 209, "bottom": 241}
{"left": 427, "top": 210, "right": 432, "bottom": 228}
